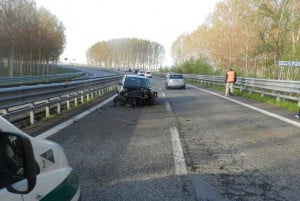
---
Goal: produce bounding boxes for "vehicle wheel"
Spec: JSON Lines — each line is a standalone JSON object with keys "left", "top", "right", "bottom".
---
{"left": 149, "top": 98, "right": 155, "bottom": 105}
{"left": 119, "top": 101, "right": 126, "bottom": 106}
{"left": 113, "top": 97, "right": 119, "bottom": 106}
{"left": 137, "top": 99, "right": 143, "bottom": 107}
{"left": 115, "top": 97, "right": 125, "bottom": 106}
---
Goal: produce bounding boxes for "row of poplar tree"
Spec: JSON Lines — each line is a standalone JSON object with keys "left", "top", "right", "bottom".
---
{"left": 0, "top": 0, "right": 65, "bottom": 77}
{"left": 86, "top": 38, "right": 165, "bottom": 71}
{"left": 171, "top": 0, "right": 300, "bottom": 79}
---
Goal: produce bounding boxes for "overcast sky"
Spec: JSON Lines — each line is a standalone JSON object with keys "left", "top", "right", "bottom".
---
{"left": 35, "top": 0, "right": 221, "bottom": 66}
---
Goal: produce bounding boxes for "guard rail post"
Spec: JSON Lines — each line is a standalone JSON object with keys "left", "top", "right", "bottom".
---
{"left": 46, "top": 106, "right": 50, "bottom": 117}
{"left": 57, "top": 103, "right": 61, "bottom": 114}
{"left": 81, "top": 94, "right": 84, "bottom": 104}
{"left": 67, "top": 94, "right": 70, "bottom": 109}
{"left": 91, "top": 91, "right": 95, "bottom": 99}
{"left": 30, "top": 111, "right": 34, "bottom": 125}
{"left": 276, "top": 92, "right": 281, "bottom": 102}
{"left": 74, "top": 98, "right": 78, "bottom": 106}
{"left": 1, "top": 109, "right": 7, "bottom": 115}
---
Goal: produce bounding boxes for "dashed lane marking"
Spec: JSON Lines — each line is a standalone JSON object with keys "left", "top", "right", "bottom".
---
{"left": 166, "top": 102, "right": 172, "bottom": 112}
{"left": 164, "top": 98, "right": 187, "bottom": 175}
{"left": 170, "top": 126, "right": 187, "bottom": 175}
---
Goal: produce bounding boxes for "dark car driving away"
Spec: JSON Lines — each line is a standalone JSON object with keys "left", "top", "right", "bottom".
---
{"left": 114, "top": 74, "right": 157, "bottom": 106}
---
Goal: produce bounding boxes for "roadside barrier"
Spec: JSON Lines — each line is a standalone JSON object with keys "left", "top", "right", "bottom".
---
{"left": 0, "top": 75, "right": 122, "bottom": 127}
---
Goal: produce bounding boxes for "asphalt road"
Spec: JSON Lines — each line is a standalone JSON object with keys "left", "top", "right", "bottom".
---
{"left": 44, "top": 76, "right": 300, "bottom": 201}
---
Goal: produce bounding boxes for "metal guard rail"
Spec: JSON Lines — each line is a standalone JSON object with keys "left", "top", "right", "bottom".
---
{"left": 0, "top": 75, "right": 122, "bottom": 125}
{"left": 184, "top": 74, "right": 300, "bottom": 103}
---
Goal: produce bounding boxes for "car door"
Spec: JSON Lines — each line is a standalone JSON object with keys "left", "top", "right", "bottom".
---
{"left": 0, "top": 189, "right": 22, "bottom": 201}
{"left": 22, "top": 168, "right": 78, "bottom": 201}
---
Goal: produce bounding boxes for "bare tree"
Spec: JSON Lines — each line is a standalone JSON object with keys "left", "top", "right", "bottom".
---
{"left": 0, "top": 0, "right": 65, "bottom": 77}
{"left": 86, "top": 38, "right": 165, "bottom": 71}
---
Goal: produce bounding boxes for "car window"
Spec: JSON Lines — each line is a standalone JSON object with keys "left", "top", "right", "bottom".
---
{"left": 6, "top": 136, "right": 25, "bottom": 178}
{"left": 0, "top": 134, "right": 25, "bottom": 189}
{"left": 124, "top": 77, "right": 150, "bottom": 88}
{"left": 169, "top": 74, "right": 183, "bottom": 79}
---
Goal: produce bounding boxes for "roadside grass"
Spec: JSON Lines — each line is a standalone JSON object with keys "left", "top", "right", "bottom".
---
{"left": 55, "top": 67, "right": 80, "bottom": 74}
{"left": 187, "top": 79, "right": 299, "bottom": 113}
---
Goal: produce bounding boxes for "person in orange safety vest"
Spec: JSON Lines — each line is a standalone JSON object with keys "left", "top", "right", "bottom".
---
{"left": 224, "top": 67, "right": 237, "bottom": 96}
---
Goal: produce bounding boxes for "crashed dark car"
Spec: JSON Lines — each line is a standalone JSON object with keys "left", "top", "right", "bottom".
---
{"left": 114, "top": 74, "right": 157, "bottom": 106}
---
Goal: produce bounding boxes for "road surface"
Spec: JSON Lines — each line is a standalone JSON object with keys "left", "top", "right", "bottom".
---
{"left": 36, "top": 76, "right": 299, "bottom": 201}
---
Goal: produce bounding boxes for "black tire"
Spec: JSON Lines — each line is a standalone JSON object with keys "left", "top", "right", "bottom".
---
{"left": 149, "top": 97, "right": 155, "bottom": 105}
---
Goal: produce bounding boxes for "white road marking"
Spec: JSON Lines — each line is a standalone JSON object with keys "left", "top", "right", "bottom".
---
{"left": 170, "top": 126, "right": 187, "bottom": 175}
{"left": 189, "top": 85, "right": 300, "bottom": 128}
{"left": 163, "top": 93, "right": 187, "bottom": 175}
{"left": 36, "top": 95, "right": 117, "bottom": 139}
{"left": 166, "top": 102, "right": 172, "bottom": 112}
{"left": 163, "top": 91, "right": 172, "bottom": 112}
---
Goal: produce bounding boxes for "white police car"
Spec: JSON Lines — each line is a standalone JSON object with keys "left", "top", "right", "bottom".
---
{"left": 0, "top": 115, "right": 81, "bottom": 201}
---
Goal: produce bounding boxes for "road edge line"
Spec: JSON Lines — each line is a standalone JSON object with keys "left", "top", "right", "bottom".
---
{"left": 189, "top": 85, "right": 300, "bottom": 128}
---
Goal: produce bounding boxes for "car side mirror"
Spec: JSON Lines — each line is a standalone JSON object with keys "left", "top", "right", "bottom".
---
{"left": 0, "top": 132, "right": 37, "bottom": 194}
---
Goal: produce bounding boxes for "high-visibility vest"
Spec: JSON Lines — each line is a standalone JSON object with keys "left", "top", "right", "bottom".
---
{"left": 226, "top": 71, "right": 235, "bottom": 82}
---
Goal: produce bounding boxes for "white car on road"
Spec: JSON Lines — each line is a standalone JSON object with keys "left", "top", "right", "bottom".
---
{"left": 165, "top": 73, "right": 186, "bottom": 89}
{"left": 144, "top": 71, "right": 152, "bottom": 78}
{"left": 137, "top": 70, "right": 144, "bottom": 76}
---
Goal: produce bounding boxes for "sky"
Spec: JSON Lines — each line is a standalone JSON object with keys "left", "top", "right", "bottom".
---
{"left": 35, "top": 0, "right": 221, "bottom": 66}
